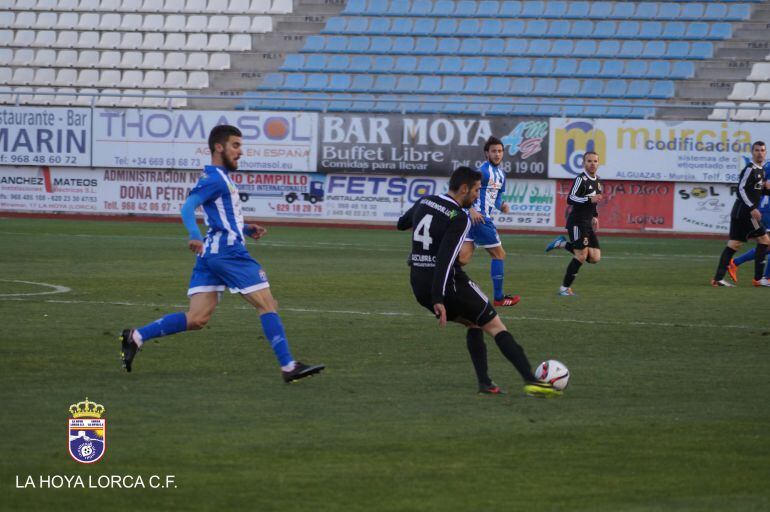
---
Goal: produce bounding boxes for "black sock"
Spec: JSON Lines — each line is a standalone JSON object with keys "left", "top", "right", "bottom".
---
{"left": 714, "top": 246, "right": 736, "bottom": 281}
{"left": 466, "top": 328, "right": 490, "bottom": 386}
{"left": 564, "top": 242, "right": 573, "bottom": 253}
{"left": 755, "top": 244, "right": 768, "bottom": 281}
{"left": 494, "top": 331, "right": 536, "bottom": 382}
{"left": 562, "top": 258, "right": 583, "bottom": 288}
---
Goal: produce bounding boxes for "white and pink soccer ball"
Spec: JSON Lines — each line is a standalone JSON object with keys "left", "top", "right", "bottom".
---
{"left": 535, "top": 360, "right": 570, "bottom": 391}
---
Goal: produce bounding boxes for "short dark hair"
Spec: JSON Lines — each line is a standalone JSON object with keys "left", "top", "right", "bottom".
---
{"left": 449, "top": 166, "right": 482, "bottom": 192}
{"left": 752, "top": 141, "right": 766, "bottom": 149}
{"left": 484, "top": 136, "right": 504, "bottom": 152}
{"left": 584, "top": 151, "right": 599, "bottom": 158}
{"left": 208, "top": 124, "right": 242, "bottom": 153}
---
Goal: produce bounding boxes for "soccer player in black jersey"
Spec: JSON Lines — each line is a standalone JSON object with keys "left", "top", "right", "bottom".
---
{"left": 545, "top": 151, "right": 604, "bottom": 296}
{"left": 397, "top": 166, "right": 560, "bottom": 397}
{"left": 712, "top": 141, "right": 770, "bottom": 287}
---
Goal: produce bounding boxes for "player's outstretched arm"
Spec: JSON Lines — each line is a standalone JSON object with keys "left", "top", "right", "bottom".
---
{"left": 397, "top": 202, "right": 418, "bottom": 231}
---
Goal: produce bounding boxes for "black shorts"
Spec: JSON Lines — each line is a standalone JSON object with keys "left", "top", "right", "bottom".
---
{"left": 566, "top": 222, "right": 600, "bottom": 250}
{"left": 729, "top": 213, "right": 766, "bottom": 242}
{"left": 411, "top": 269, "right": 497, "bottom": 327}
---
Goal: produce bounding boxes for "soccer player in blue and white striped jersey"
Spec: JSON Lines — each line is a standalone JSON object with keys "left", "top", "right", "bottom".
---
{"left": 119, "top": 125, "right": 324, "bottom": 382}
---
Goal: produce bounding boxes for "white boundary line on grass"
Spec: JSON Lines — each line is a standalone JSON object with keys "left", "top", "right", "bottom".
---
{"left": 0, "top": 280, "right": 71, "bottom": 297}
{"left": 0, "top": 296, "right": 764, "bottom": 331}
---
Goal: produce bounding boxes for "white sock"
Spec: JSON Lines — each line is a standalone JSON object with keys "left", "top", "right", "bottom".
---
{"left": 281, "top": 361, "right": 296, "bottom": 372}
{"left": 131, "top": 330, "right": 144, "bottom": 348}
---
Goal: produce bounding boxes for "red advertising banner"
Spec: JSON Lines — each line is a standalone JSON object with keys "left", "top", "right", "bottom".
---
{"left": 555, "top": 180, "right": 675, "bottom": 231}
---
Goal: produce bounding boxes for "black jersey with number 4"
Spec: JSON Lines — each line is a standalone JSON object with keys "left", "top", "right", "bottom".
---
{"left": 733, "top": 162, "right": 769, "bottom": 218}
{"left": 397, "top": 194, "right": 471, "bottom": 304}
{"left": 566, "top": 172, "right": 603, "bottom": 226}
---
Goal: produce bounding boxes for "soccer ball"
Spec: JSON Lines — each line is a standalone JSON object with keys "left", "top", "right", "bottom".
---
{"left": 535, "top": 360, "right": 570, "bottom": 391}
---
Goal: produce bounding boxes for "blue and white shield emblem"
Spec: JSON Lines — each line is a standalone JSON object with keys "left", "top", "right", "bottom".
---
{"left": 68, "top": 398, "right": 107, "bottom": 464}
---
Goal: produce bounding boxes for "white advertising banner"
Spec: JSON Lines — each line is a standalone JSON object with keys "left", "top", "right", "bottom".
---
{"left": 91, "top": 109, "right": 318, "bottom": 172}
{"left": 673, "top": 182, "right": 734, "bottom": 234}
{"left": 0, "top": 106, "right": 91, "bottom": 167}
{"left": 494, "top": 179, "right": 556, "bottom": 228}
{"left": 549, "top": 118, "right": 766, "bottom": 183}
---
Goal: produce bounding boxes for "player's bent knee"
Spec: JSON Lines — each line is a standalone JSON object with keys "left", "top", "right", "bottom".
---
{"left": 186, "top": 314, "right": 210, "bottom": 330}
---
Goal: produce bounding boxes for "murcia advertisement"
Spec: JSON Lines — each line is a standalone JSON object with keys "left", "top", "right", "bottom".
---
{"left": 549, "top": 118, "right": 765, "bottom": 183}
{"left": 91, "top": 109, "right": 317, "bottom": 172}
{"left": 319, "top": 114, "right": 548, "bottom": 177}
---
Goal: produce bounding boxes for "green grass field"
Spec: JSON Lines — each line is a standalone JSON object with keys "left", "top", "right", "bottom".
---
{"left": 1, "top": 217, "right": 769, "bottom": 511}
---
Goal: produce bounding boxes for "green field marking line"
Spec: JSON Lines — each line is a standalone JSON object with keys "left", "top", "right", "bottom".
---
{"left": 0, "top": 296, "right": 764, "bottom": 331}
{"left": 0, "top": 279, "right": 71, "bottom": 298}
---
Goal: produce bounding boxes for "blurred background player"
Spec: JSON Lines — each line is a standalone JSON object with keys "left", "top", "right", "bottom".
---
{"left": 545, "top": 151, "right": 604, "bottom": 296}
{"left": 397, "top": 166, "right": 560, "bottom": 397}
{"left": 726, "top": 154, "right": 770, "bottom": 287}
{"left": 712, "top": 141, "right": 770, "bottom": 287}
{"left": 458, "top": 136, "right": 520, "bottom": 307}
{"left": 119, "top": 125, "right": 324, "bottom": 382}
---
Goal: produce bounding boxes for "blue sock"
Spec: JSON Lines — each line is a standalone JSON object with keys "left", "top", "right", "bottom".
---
{"left": 491, "top": 258, "right": 505, "bottom": 301}
{"left": 734, "top": 248, "right": 755, "bottom": 266}
{"left": 259, "top": 312, "right": 294, "bottom": 367}
{"left": 136, "top": 312, "right": 187, "bottom": 342}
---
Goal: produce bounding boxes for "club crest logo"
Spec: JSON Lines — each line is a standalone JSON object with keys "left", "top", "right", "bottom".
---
{"left": 68, "top": 398, "right": 106, "bottom": 464}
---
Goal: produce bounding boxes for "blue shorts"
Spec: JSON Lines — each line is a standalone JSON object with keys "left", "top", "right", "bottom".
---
{"left": 466, "top": 219, "right": 501, "bottom": 248}
{"left": 188, "top": 245, "right": 269, "bottom": 297}
{"left": 762, "top": 210, "right": 770, "bottom": 231}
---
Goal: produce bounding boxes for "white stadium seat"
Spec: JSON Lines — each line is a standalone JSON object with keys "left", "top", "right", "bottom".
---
{"left": 0, "top": 49, "right": 12, "bottom": 66}
{"left": 143, "top": 51, "right": 165, "bottom": 69}
{"left": 186, "top": 52, "right": 208, "bottom": 70}
{"left": 142, "top": 32, "right": 166, "bottom": 50}
{"left": 76, "top": 50, "right": 99, "bottom": 68}
{"left": 187, "top": 71, "right": 208, "bottom": 89}
{"left": 732, "top": 102, "right": 759, "bottom": 121}
{"left": 229, "top": 0, "right": 251, "bottom": 13}
{"left": 758, "top": 104, "right": 770, "bottom": 122}
{"left": 270, "top": 0, "right": 292, "bottom": 14}
{"left": 34, "top": 68, "right": 56, "bottom": 86}
{"left": 74, "top": 87, "right": 97, "bottom": 106}
{"left": 122, "top": 51, "right": 143, "bottom": 69}
{"left": 728, "top": 82, "right": 755, "bottom": 101}
{"left": 78, "top": 0, "right": 100, "bottom": 11}
{"left": 249, "top": 0, "right": 271, "bottom": 13}
{"left": 230, "top": 34, "right": 251, "bottom": 51}
{"left": 119, "top": 90, "right": 142, "bottom": 108}
{"left": 57, "top": 50, "right": 78, "bottom": 68}
{"left": 56, "top": 31, "right": 78, "bottom": 48}
{"left": 37, "top": 0, "right": 60, "bottom": 9}
{"left": 120, "top": 69, "right": 143, "bottom": 88}
{"left": 229, "top": 16, "right": 251, "bottom": 33}
{"left": 99, "top": 32, "right": 121, "bottom": 49}
{"left": 207, "top": 33, "right": 229, "bottom": 51}
{"left": 33, "top": 49, "right": 56, "bottom": 66}
{"left": 142, "top": 89, "right": 167, "bottom": 108}
{"left": 99, "top": 51, "right": 121, "bottom": 68}
{"left": 142, "top": 0, "right": 162, "bottom": 13}
{"left": 12, "top": 49, "right": 35, "bottom": 66}
{"left": 100, "top": 13, "right": 121, "bottom": 31}
{"left": 55, "top": 68, "right": 77, "bottom": 86}
{"left": 12, "top": 67, "right": 35, "bottom": 86}
{"left": 75, "top": 31, "right": 99, "bottom": 48}
{"left": 32, "top": 30, "right": 56, "bottom": 48}
{"left": 15, "top": 12, "right": 37, "bottom": 30}
{"left": 164, "top": 14, "right": 186, "bottom": 32}
{"left": 35, "top": 12, "right": 58, "bottom": 29}
{"left": 76, "top": 69, "right": 99, "bottom": 87}
{"left": 208, "top": 15, "right": 229, "bottom": 32}
{"left": 121, "top": 14, "right": 143, "bottom": 32}
{"left": 142, "top": 14, "right": 164, "bottom": 31}
{"left": 167, "top": 89, "right": 187, "bottom": 108}
{"left": 32, "top": 86, "right": 56, "bottom": 105}
{"left": 98, "top": 69, "right": 122, "bottom": 88}
{"left": 16, "top": 0, "right": 37, "bottom": 10}
{"left": 57, "top": 12, "right": 79, "bottom": 30}
{"left": 53, "top": 87, "right": 78, "bottom": 106}
{"left": 122, "top": 32, "right": 143, "bottom": 50}
{"left": 122, "top": 0, "right": 143, "bottom": 12}
{"left": 0, "top": 68, "right": 12, "bottom": 86}
{"left": 166, "top": 70, "right": 187, "bottom": 88}
{"left": 14, "top": 30, "right": 36, "bottom": 47}
{"left": 203, "top": 0, "right": 220, "bottom": 13}
{"left": 165, "top": 52, "right": 186, "bottom": 70}
{"left": 187, "top": 34, "right": 208, "bottom": 51}
{"left": 0, "top": 30, "right": 13, "bottom": 46}
{"left": 753, "top": 83, "right": 770, "bottom": 102}
{"left": 251, "top": 16, "right": 272, "bottom": 33}
{"left": 748, "top": 63, "right": 770, "bottom": 81}
{"left": 96, "top": 89, "right": 121, "bottom": 107}
{"left": 99, "top": 0, "right": 121, "bottom": 12}
{"left": 209, "top": 53, "right": 230, "bottom": 70}
{"left": 164, "top": 33, "right": 186, "bottom": 51}
{"left": 0, "top": 13, "right": 15, "bottom": 29}
{"left": 186, "top": 15, "right": 207, "bottom": 32}
{"left": 0, "top": 86, "right": 13, "bottom": 105}
{"left": 14, "top": 87, "right": 35, "bottom": 104}
{"left": 56, "top": 0, "right": 79, "bottom": 10}
{"left": 143, "top": 70, "right": 165, "bottom": 88}
{"left": 161, "top": 0, "right": 185, "bottom": 13}
{"left": 77, "top": 13, "right": 99, "bottom": 30}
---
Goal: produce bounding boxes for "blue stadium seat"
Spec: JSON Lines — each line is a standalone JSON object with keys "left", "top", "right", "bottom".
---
{"left": 437, "top": 38, "right": 461, "bottom": 54}
{"left": 409, "top": 0, "right": 433, "bottom": 16}
{"left": 373, "top": 75, "right": 397, "bottom": 92}
{"left": 650, "top": 80, "right": 675, "bottom": 98}
{"left": 259, "top": 73, "right": 284, "bottom": 89}
{"left": 389, "top": 0, "right": 410, "bottom": 15}
{"left": 504, "top": 39, "right": 528, "bottom": 55}
{"left": 395, "top": 75, "right": 419, "bottom": 93}
{"left": 350, "top": 94, "right": 376, "bottom": 112}
{"left": 440, "top": 56, "right": 462, "bottom": 73}
{"left": 342, "top": 0, "right": 366, "bottom": 15}
{"left": 328, "top": 74, "right": 351, "bottom": 91}
{"left": 535, "top": 78, "right": 558, "bottom": 96}
{"left": 489, "top": 77, "right": 512, "bottom": 94}
{"left": 395, "top": 55, "right": 417, "bottom": 72}
{"left": 322, "top": 17, "right": 346, "bottom": 34}
{"left": 462, "top": 57, "right": 485, "bottom": 74}
{"left": 439, "top": 96, "right": 469, "bottom": 115}
{"left": 689, "top": 42, "right": 712, "bottom": 59}
{"left": 583, "top": 101, "right": 607, "bottom": 118}
{"left": 647, "top": 60, "right": 670, "bottom": 78}
{"left": 580, "top": 79, "right": 604, "bottom": 97}
{"left": 567, "top": 1, "right": 589, "bottom": 18}
{"left": 303, "top": 35, "right": 325, "bottom": 52}
{"left": 512, "top": 77, "right": 534, "bottom": 95}
{"left": 536, "top": 100, "right": 562, "bottom": 116}
{"left": 477, "top": 1, "right": 500, "bottom": 17}
{"left": 524, "top": 20, "right": 548, "bottom": 37}
{"left": 460, "top": 38, "right": 483, "bottom": 55}
{"left": 417, "top": 75, "right": 441, "bottom": 93}
{"left": 482, "top": 38, "right": 505, "bottom": 54}
{"left": 442, "top": 76, "right": 464, "bottom": 93}
{"left": 533, "top": 58, "right": 555, "bottom": 75}
{"left": 398, "top": 95, "right": 422, "bottom": 113}
{"left": 544, "top": 1, "right": 568, "bottom": 18}
{"left": 624, "top": 61, "right": 647, "bottom": 78}
{"left": 634, "top": 2, "right": 658, "bottom": 19}
{"left": 368, "top": 18, "right": 391, "bottom": 34}
{"left": 347, "top": 17, "right": 368, "bottom": 33}
{"left": 485, "top": 57, "right": 508, "bottom": 75}
{"left": 617, "top": 21, "right": 640, "bottom": 38}
{"left": 458, "top": 19, "right": 481, "bottom": 36}
{"left": 561, "top": 102, "right": 585, "bottom": 117}
{"left": 704, "top": 3, "right": 728, "bottom": 19}
{"left": 662, "top": 22, "right": 686, "bottom": 39}
{"left": 284, "top": 73, "right": 307, "bottom": 91}
{"left": 431, "top": 0, "right": 454, "bottom": 16}
{"left": 571, "top": 20, "right": 593, "bottom": 38}
{"left": 686, "top": 22, "right": 709, "bottom": 39}
{"left": 480, "top": 19, "right": 503, "bottom": 35}
{"left": 413, "top": 18, "right": 436, "bottom": 35}
{"left": 417, "top": 56, "right": 440, "bottom": 73}
{"left": 499, "top": 0, "right": 522, "bottom": 17}
{"left": 350, "top": 74, "right": 374, "bottom": 91}
{"left": 370, "top": 36, "right": 393, "bottom": 53}
{"left": 304, "top": 54, "right": 327, "bottom": 71}
{"left": 521, "top": 0, "right": 545, "bottom": 18}
{"left": 414, "top": 37, "right": 438, "bottom": 54}
{"left": 455, "top": 1, "right": 477, "bottom": 16}
{"left": 644, "top": 40, "right": 666, "bottom": 58}
{"left": 466, "top": 76, "right": 488, "bottom": 94}
{"left": 600, "top": 60, "right": 624, "bottom": 77}
{"left": 348, "top": 36, "right": 370, "bottom": 53}
{"left": 305, "top": 94, "right": 330, "bottom": 111}
{"left": 489, "top": 101, "right": 515, "bottom": 116}
{"left": 576, "top": 59, "right": 601, "bottom": 77}
{"left": 392, "top": 37, "right": 415, "bottom": 53}
{"left": 281, "top": 54, "right": 304, "bottom": 71}
{"left": 727, "top": 4, "right": 750, "bottom": 20}
{"left": 550, "top": 20, "right": 570, "bottom": 38}
{"left": 631, "top": 100, "right": 655, "bottom": 119}
{"left": 596, "top": 40, "right": 620, "bottom": 57}
{"left": 528, "top": 39, "right": 551, "bottom": 56}
{"left": 627, "top": 80, "right": 652, "bottom": 98}
{"left": 435, "top": 19, "right": 458, "bottom": 35}
{"left": 327, "top": 55, "right": 350, "bottom": 71}
{"left": 657, "top": 2, "right": 681, "bottom": 20}
{"left": 589, "top": 1, "right": 612, "bottom": 18}
{"left": 671, "top": 61, "right": 694, "bottom": 78}
{"left": 372, "top": 94, "right": 399, "bottom": 113}
{"left": 640, "top": 21, "right": 662, "bottom": 38}
{"left": 667, "top": 41, "right": 690, "bottom": 59}
{"left": 709, "top": 23, "right": 732, "bottom": 39}
{"left": 554, "top": 58, "right": 578, "bottom": 76}
{"left": 611, "top": 2, "right": 635, "bottom": 19}
{"left": 390, "top": 18, "right": 414, "bottom": 35}
{"left": 551, "top": 40, "right": 575, "bottom": 56}
{"left": 573, "top": 40, "right": 597, "bottom": 57}
{"left": 502, "top": 20, "right": 525, "bottom": 36}
{"left": 372, "top": 55, "right": 394, "bottom": 72}
{"left": 557, "top": 79, "right": 580, "bottom": 96}
{"left": 349, "top": 55, "right": 372, "bottom": 72}
{"left": 509, "top": 58, "right": 531, "bottom": 75}
{"left": 680, "top": 3, "right": 705, "bottom": 20}
{"left": 327, "top": 94, "right": 353, "bottom": 112}
{"left": 281, "top": 95, "right": 305, "bottom": 111}
{"left": 594, "top": 21, "right": 617, "bottom": 38}
{"left": 606, "top": 101, "right": 633, "bottom": 118}
{"left": 369, "top": 2, "right": 390, "bottom": 16}
{"left": 305, "top": 73, "right": 330, "bottom": 90}
{"left": 619, "top": 41, "right": 644, "bottom": 58}
{"left": 511, "top": 102, "right": 537, "bottom": 116}
{"left": 326, "top": 36, "right": 348, "bottom": 52}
